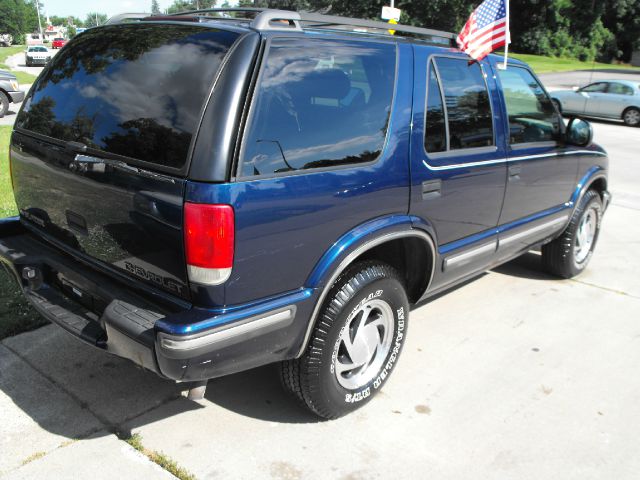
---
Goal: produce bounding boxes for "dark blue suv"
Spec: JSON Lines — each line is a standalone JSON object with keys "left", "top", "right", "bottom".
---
{"left": 0, "top": 9, "right": 610, "bottom": 419}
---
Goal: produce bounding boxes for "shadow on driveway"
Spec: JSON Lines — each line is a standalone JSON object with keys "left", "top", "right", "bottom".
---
{"left": 0, "top": 250, "right": 557, "bottom": 446}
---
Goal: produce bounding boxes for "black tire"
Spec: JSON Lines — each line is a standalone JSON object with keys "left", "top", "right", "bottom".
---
{"left": 0, "top": 91, "right": 9, "bottom": 118}
{"left": 542, "top": 189, "right": 603, "bottom": 278}
{"left": 622, "top": 107, "right": 640, "bottom": 127}
{"left": 280, "top": 261, "right": 409, "bottom": 419}
{"left": 552, "top": 98, "right": 562, "bottom": 114}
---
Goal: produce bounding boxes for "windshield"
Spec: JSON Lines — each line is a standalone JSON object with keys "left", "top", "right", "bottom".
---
{"left": 29, "top": 47, "right": 48, "bottom": 52}
{"left": 16, "top": 24, "right": 239, "bottom": 171}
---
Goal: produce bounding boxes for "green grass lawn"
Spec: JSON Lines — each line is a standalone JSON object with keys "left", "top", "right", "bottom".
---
{"left": 0, "top": 45, "right": 38, "bottom": 84}
{"left": 0, "top": 125, "right": 46, "bottom": 339}
{"left": 511, "top": 53, "right": 640, "bottom": 74}
{"left": 0, "top": 126, "right": 17, "bottom": 218}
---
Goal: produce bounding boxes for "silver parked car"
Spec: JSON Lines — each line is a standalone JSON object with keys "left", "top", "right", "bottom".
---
{"left": 551, "top": 80, "right": 640, "bottom": 127}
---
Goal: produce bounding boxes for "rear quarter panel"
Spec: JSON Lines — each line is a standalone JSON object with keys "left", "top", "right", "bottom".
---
{"left": 186, "top": 42, "right": 415, "bottom": 307}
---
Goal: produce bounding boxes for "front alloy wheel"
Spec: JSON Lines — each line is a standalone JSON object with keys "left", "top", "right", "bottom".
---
{"left": 542, "top": 189, "right": 603, "bottom": 278}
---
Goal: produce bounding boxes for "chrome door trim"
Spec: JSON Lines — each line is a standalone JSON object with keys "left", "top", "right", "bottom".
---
{"left": 422, "top": 149, "right": 606, "bottom": 171}
{"left": 443, "top": 240, "right": 497, "bottom": 271}
{"left": 499, "top": 215, "right": 569, "bottom": 248}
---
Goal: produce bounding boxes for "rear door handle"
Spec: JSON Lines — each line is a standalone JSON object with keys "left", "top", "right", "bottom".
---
{"left": 422, "top": 179, "right": 442, "bottom": 200}
{"left": 508, "top": 165, "right": 521, "bottom": 179}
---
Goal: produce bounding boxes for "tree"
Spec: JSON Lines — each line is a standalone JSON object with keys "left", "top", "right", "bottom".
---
{"left": 84, "top": 12, "right": 108, "bottom": 28}
{"left": 0, "top": 0, "right": 26, "bottom": 42}
{"left": 67, "top": 25, "right": 77, "bottom": 38}
{"left": 167, "top": 0, "right": 215, "bottom": 13}
{"left": 602, "top": 0, "right": 640, "bottom": 62}
{"left": 151, "top": 0, "right": 161, "bottom": 14}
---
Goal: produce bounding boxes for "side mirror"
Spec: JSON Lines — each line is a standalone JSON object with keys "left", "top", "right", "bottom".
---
{"left": 566, "top": 118, "right": 593, "bottom": 147}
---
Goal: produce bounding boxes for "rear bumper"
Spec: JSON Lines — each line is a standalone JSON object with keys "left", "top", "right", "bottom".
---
{"left": 8, "top": 90, "right": 25, "bottom": 103}
{"left": 0, "top": 218, "right": 316, "bottom": 382}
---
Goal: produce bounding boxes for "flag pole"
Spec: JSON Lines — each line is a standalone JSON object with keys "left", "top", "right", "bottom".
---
{"left": 500, "top": 0, "right": 510, "bottom": 70}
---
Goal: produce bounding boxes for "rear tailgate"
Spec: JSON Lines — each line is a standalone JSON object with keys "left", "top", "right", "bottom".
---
{"left": 10, "top": 23, "right": 239, "bottom": 301}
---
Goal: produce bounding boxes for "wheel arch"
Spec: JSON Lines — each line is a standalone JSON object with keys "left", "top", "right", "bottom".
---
{"left": 298, "top": 216, "right": 437, "bottom": 357}
{"left": 570, "top": 166, "right": 608, "bottom": 209}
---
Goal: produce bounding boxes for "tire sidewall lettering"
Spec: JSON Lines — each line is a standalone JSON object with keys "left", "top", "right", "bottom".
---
{"left": 328, "top": 286, "right": 407, "bottom": 404}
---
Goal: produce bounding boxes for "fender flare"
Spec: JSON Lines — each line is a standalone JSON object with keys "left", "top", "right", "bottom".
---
{"left": 297, "top": 215, "right": 437, "bottom": 357}
{"left": 569, "top": 166, "right": 607, "bottom": 210}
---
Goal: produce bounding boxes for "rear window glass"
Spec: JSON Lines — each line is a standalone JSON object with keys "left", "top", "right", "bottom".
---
{"left": 16, "top": 24, "right": 239, "bottom": 170}
{"left": 239, "top": 38, "right": 396, "bottom": 177}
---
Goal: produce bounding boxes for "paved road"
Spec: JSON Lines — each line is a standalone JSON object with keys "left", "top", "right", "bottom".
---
{"left": 5, "top": 50, "right": 53, "bottom": 77}
{"left": 539, "top": 69, "right": 640, "bottom": 90}
{"left": 0, "top": 120, "right": 638, "bottom": 479}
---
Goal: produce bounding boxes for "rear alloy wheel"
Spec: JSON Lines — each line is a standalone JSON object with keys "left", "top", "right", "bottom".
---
{"left": 622, "top": 107, "right": 640, "bottom": 127}
{"left": 280, "top": 261, "right": 409, "bottom": 419}
{"left": 0, "top": 91, "right": 9, "bottom": 118}
{"left": 542, "top": 189, "right": 603, "bottom": 278}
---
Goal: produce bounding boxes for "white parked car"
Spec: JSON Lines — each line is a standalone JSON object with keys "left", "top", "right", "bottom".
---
{"left": 25, "top": 45, "right": 51, "bottom": 67}
{"left": 551, "top": 80, "right": 640, "bottom": 127}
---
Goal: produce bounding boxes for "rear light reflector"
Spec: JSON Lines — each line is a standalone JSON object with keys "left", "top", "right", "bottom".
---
{"left": 184, "top": 203, "right": 234, "bottom": 285}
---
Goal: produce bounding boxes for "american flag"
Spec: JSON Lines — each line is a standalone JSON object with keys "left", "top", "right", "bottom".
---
{"left": 457, "top": 0, "right": 509, "bottom": 62}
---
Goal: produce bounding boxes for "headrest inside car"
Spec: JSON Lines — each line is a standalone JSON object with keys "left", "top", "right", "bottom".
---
{"left": 294, "top": 68, "right": 351, "bottom": 100}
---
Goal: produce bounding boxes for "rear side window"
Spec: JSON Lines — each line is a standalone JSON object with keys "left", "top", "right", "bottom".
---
{"left": 16, "top": 24, "right": 239, "bottom": 170}
{"left": 424, "top": 57, "right": 494, "bottom": 153}
{"left": 497, "top": 67, "right": 561, "bottom": 144}
{"left": 239, "top": 38, "right": 396, "bottom": 177}
{"left": 608, "top": 83, "right": 633, "bottom": 95}
{"left": 424, "top": 62, "right": 447, "bottom": 153}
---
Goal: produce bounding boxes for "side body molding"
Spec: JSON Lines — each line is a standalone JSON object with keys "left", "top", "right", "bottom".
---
{"left": 298, "top": 215, "right": 437, "bottom": 357}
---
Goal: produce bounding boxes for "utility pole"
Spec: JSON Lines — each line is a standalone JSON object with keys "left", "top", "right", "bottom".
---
{"left": 35, "top": 1, "right": 43, "bottom": 42}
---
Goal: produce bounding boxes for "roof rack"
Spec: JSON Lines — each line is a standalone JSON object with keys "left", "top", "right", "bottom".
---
{"left": 170, "top": 8, "right": 457, "bottom": 45}
{"left": 105, "top": 13, "right": 151, "bottom": 24}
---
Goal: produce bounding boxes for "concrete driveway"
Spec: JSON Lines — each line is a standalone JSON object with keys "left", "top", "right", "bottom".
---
{"left": 1, "top": 105, "right": 639, "bottom": 479}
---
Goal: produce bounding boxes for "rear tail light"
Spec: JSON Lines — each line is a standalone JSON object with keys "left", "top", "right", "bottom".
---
{"left": 184, "top": 203, "right": 234, "bottom": 285}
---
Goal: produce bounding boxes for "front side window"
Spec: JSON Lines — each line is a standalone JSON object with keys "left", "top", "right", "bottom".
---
{"left": 580, "top": 82, "right": 607, "bottom": 93}
{"left": 239, "top": 38, "right": 396, "bottom": 177}
{"left": 498, "top": 67, "right": 561, "bottom": 145}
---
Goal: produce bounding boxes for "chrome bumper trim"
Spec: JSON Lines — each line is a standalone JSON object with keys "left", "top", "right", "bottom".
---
{"left": 158, "top": 305, "right": 296, "bottom": 352}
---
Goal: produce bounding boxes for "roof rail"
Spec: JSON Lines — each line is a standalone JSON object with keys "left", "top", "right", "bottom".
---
{"left": 170, "top": 8, "right": 457, "bottom": 43}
